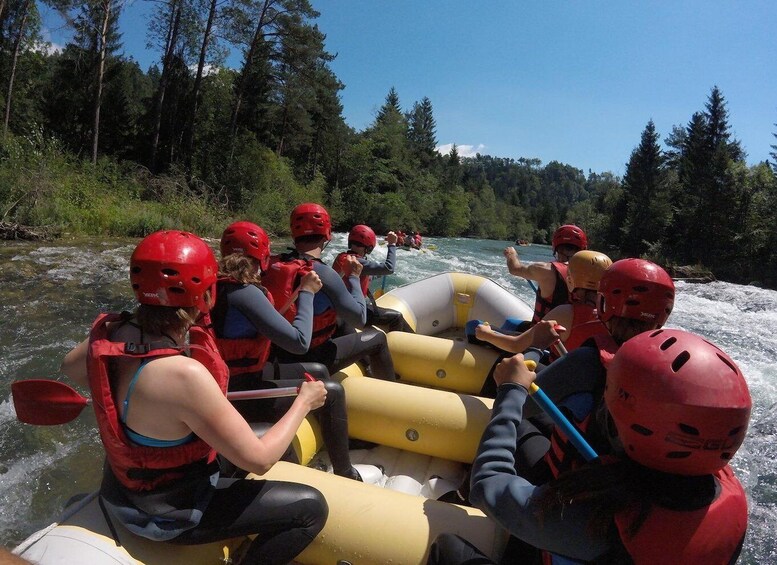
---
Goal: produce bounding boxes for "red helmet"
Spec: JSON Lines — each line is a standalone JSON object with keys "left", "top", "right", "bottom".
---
{"left": 130, "top": 230, "right": 217, "bottom": 313}
{"left": 597, "top": 259, "right": 674, "bottom": 327}
{"left": 348, "top": 224, "right": 377, "bottom": 253}
{"left": 605, "top": 329, "right": 751, "bottom": 475}
{"left": 220, "top": 221, "right": 271, "bottom": 272}
{"left": 290, "top": 203, "right": 331, "bottom": 241}
{"left": 552, "top": 224, "right": 588, "bottom": 252}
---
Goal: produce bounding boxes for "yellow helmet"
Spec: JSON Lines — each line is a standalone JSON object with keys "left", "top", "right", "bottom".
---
{"left": 568, "top": 250, "right": 613, "bottom": 291}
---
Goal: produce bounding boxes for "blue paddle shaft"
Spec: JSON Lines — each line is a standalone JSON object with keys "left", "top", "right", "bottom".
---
{"left": 529, "top": 383, "right": 598, "bottom": 462}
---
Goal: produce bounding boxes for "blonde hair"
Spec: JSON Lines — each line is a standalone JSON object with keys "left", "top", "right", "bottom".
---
{"left": 219, "top": 253, "right": 262, "bottom": 285}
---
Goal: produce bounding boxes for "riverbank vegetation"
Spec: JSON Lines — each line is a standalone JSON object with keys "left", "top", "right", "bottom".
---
{"left": 1, "top": 1, "right": 776, "bottom": 287}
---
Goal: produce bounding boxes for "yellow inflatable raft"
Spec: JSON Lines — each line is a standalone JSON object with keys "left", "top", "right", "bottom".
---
{"left": 14, "top": 371, "right": 506, "bottom": 564}
{"left": 15, "top": 273, "right": 531, "bottom": 564}
{"left": 377, "top": 271, "right": 533, "bottom": 393}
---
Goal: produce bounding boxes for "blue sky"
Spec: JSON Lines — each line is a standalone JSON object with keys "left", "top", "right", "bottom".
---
{"left": 40, "top": 0, "right": 777, "bottom": 175}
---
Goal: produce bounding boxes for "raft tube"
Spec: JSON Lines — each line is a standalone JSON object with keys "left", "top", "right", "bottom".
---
{"left": 376, "top": 272, "right": 533, "bottom": 392}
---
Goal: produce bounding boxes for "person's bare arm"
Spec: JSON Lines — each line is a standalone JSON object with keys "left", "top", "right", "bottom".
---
{"left": 504, "top": 248, "right": 558, "bottom": 294}
{"left": 174, "top": 361, "right": 325, "bottom": 475}
{"left": 541, "top": 305, "right": 573, "bottom": 342}
{"left": 60, "top": 337, "right": 90, "bottom": 387}
{"left": 475, "top": 321, "right": 559, "bottom": 353}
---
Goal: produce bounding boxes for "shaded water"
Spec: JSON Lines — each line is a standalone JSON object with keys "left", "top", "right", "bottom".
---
{"left": 1, "top": 234, "right": 775, "bottom": 562}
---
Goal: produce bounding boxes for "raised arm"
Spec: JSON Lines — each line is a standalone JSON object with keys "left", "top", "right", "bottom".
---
{"left": 360, "top": 243, "right": 396, "bottom": 276}
{"left": 504, "top": 247, "right": 557, "bottom": 293}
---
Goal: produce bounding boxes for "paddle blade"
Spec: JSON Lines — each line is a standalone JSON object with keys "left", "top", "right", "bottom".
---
{"left": 373, "top": 288, "right": 385, "bottom": 299}
{"left": 11, "top": 380, "right": 89, "bottom": 425}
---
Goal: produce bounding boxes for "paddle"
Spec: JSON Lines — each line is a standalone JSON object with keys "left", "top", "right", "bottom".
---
{"left": 12, "top": 374, "right": 315, "bottom": 426}
{"left": 279, "top": 289, "right": 300, "bottom": 315}
{"left": 550, "top": 324, "right": 569, "bottom": 357}
{"left": 373, "top": 275, "right": 387, "bottom": 299}
{"left": 522, "top": 360, "right": 598, "bottom": 462}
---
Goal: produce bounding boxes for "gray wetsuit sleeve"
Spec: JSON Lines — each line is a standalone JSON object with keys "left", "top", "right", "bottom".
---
{"left": 359, "top": 244, "right": 396, "bottom": 276}
{"left": 230, "top": 284, "right": 314, "bottom": 354}
{"left": 469, "top": 384, "right": 611, "bottom": 561}
{"left": 314, "top": 262, "right": 367, "bottom": 327}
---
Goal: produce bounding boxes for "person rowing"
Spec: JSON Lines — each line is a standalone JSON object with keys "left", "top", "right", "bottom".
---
{"left": 333, "top": 223, "right": 410, "bottom": 333}
{"left": 209, "top": 220, "right": 369, "bottom": 481}
{"left": 60, "top": 230, "right": 328, "bottom": 564}
{"left": 430, "top": 329, "right": 751, "bottom": 564}
{"left": 262, "top": 203, "right": 396, "bottom": 380}
{"left": 504, "top": 224, "right": 588, "bottom": 326}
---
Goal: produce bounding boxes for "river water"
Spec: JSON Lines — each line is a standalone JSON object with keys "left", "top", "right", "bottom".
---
{"left": 1, "top": 234, "right": 775, "bottom": 562}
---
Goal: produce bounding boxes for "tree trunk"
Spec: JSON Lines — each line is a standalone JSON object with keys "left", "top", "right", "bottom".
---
{"left": 2, "top": 0, "right": 30, "bottom": 138}
{"left": 150, "top": 0, "right": 182, "bottom": 172}
{"left": 183, "top": 0, "right": 217, "bottom": 172}
{"left": 228, "top": 0, "right": 273, "bottom": 142}
{"left": 91, "top": 0, "right": 112, "bottom": 164}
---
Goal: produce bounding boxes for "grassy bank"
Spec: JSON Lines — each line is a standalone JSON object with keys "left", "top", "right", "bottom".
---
{"left": 0, "top": 132, "right": 325, "bottom": 240}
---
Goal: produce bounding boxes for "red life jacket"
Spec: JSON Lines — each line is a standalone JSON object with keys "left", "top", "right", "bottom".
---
{"left": 564, "top": 317, "right": 609, "bottom": 353}
{"left": 542, "top": 464, "right": 747, "bottom": 565}
{"left": 262, "top": 253, "right": 337, "bottom": 349}
{"left": 210, "top": 278, "right": 273, "bottom": 376}
{"left": 615, "top": 466, "right": 748, "bottom": 565}
{"left": 544, "top": 333, "right": 618, "bottom": 479}
{"left": 333, "top": 251, "right": 370, "bottom": 296}
{"left": 262, "top": 254, "right": 312, "bottom": 320}
{"left": 87, "top": 313, "right": 228, "bottom": 492}
{"left": 548, "top": 304, "right": 600, "bottom": 362}
{"left": 532, "top": 262, "right": 570, "bottom": 324}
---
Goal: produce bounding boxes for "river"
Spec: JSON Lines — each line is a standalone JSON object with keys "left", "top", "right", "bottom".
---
{"left": 1, "top": 234, "right": 775, "bottom": 562}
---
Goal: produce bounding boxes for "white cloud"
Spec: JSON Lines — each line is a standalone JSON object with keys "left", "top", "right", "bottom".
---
{"left": 188, "top": 64, "right": 220, "bottom": 76}
{"left": 436, "top": 143, "right": 487, "bottom": 158}
{"left": 35, "top": 29, "right": 64, "bottom": 55}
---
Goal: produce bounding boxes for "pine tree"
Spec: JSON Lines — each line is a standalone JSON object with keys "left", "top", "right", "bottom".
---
{"left": 376, "top": 86, "right": 401, "bottom": 124}
{"left": 619, "top": 120, "right": 672, "bottom": 257}
{"left": 667, "top": 87, "right": 746, "bottom": 270}
{"left": 770, "top": 121, "right": 777, "bottom": 175}
{"left": 407, "top": 96, "right": 436, "bottom": 164}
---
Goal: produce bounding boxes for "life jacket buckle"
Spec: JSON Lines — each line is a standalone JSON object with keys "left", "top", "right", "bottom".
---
{"left": 124, "top": 342, "right": 150, "bottom": 354}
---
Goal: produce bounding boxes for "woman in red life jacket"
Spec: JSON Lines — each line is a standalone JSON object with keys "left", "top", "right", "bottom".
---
{"left": 333, "top": 224, "right": 411, "bottom": 333}
{"left": 60, "top": 230, "right": 328, "bottom": 564}
{"left": 263, "top": 204, "right": 396, "bottom": 380}
{"left": 505, "top": 224, "right": 588, "bottom": 325}
{"left": 211, "top": 221, "right": 371, "bottom": 481}
{"left": 431, "top": 329, "right": 751, "bottom": 565}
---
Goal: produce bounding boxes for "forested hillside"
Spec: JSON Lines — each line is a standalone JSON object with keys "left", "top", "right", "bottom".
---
{"left": 1, "top": 0, "right": 776, "bottom": 286}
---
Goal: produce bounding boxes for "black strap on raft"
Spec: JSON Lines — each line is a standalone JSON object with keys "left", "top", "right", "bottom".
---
{"left": 98, "top": 493, "right": 123, "bottom": 547}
